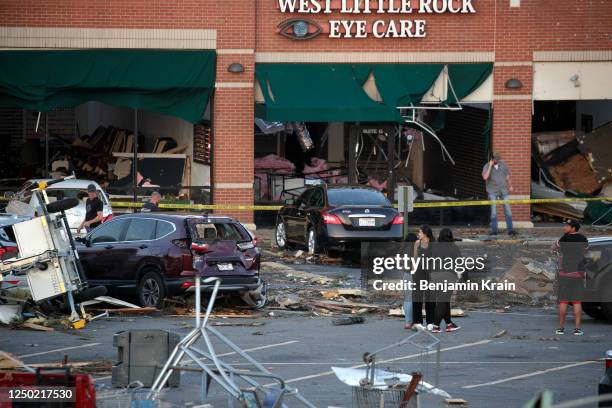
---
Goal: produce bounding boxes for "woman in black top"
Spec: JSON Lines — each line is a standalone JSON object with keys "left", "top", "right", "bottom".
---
{"left": 431, "top": 228, "right": 461, "bottom": 333}
{"left": 412, "top": 224, "right": 435, "bottom": 329}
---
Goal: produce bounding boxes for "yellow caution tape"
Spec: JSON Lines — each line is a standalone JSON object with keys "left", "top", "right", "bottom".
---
{"left": 105, "top": 196, "right": 612, "bottom": 212}
{"left": 2, "top": 196, "right": 610, "bottom": 210}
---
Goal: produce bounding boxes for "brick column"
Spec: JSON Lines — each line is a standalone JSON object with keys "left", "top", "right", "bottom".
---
{"left": 491, "top": 65, "right": 533, "bottom": 228}
{"left": 212, "top": 53, "right": 255, "bottom": 225}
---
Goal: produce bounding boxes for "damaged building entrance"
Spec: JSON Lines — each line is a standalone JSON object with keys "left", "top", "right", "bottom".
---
{"left": 254, "top": 62, "right": 494, "bottom": 226}
{"left": 0, "top": 50, "right": 216, "bottom": 208}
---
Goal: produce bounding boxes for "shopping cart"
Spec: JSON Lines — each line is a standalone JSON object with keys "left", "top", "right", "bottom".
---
{"left": 96, "top": 381, "right": 158, "bottom": 408}
{"left": 333, "top": 330, "right": 450, "bottom": 408}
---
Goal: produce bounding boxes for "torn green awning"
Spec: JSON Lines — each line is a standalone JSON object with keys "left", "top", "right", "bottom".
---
{"left": 369, "top": 64, "right": 445, "bottom": 108}
{"left": 255, "top": 64, "right": 401, "bottom": 122}
{"left": 0, "top": 50, "right": 216, "bottom": 123}
{"left": 446, "top": 63, "right": 493, "bottom": 104}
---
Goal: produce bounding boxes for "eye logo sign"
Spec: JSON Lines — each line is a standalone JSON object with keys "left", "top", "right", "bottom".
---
{"left": 277, "top": 18, "right": 322, "bottom": 40}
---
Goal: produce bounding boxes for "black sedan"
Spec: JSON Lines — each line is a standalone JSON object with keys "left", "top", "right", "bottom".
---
{"left": 275, "top": 185, "right": 403, "bottom": 254}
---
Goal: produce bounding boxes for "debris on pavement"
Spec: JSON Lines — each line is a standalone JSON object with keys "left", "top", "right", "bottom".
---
{"left": 20, "top": 322, "right": 54, "bottom": 332}
{"left": 332, "top": 316, "right": 365, "bottom": 326}
{"left": 0, "top": 303, "right": 22, "bottom": 324}
{"left": 492, "top": 329, "right": 508, "bottom": 338}
{"left": 388, "top": 307, "right": 466, "bottom": 318}
{"left": 500, "top": 260, "right": 554, "bottom": 300}
{"left": 211, "top": 321, "right": 266, "bottom": 327}
{"left": 0, "top": 352, "right": 26, "bottom": 370}
{"left": 445, "top": 398, "right": 469, "bottom": 405}
{"left": 86, "top": 307, "right": 157, "bottom": 316}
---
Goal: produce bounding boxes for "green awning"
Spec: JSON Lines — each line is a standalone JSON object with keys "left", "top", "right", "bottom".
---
{"left": 368, "top": 64, "right": 445, "bottom": 108}
{"left": 446, "top": 63, "right": 493, "bottom": 104}
{"left": 0, "top": 50, "right": 216, "bottom": 123}
{"left": 256, "top": 64, "right": 401, "bottom": 122}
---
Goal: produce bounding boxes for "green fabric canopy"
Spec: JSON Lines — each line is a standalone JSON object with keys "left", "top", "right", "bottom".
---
{"left": 0, "top": 50, "right": 216, "bottom": 123}
{"left": 446, "top": 63, "right": 493, "bottom": 104}
{"left": 368, "top": 64, "right": 444, "bottom": 108}
{"left": 256, "top": 64, "right": 401, "bottom": 123}
{"left": 256, "top": 63, "right": 492, "bottom": 123}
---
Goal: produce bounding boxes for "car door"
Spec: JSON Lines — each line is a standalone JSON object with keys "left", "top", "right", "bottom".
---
{"left": 79, "top": 218, "right": 129, "bottom": 283}
{"left": 300, "top": 187, "right": 324, "bottom": 239}
{"left": 286, "top": 189, "right": 312, "bottom": 242}
{"left": 121, "top": 217, "right": 158, "bottom": 280}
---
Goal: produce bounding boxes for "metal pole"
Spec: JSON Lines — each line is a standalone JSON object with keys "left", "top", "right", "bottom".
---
{"left": 195, "top": 275, "right": 201, "bottom": 328}
{"left": 133, "top": 109, "right": 138, "bottom": 205}
{"left": 45, "top": 114, "right": 49, "bottom": 178}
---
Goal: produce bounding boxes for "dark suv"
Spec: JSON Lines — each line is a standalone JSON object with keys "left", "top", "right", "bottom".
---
{"left": 76, "top": 214, "right": 264, "bottom": 308}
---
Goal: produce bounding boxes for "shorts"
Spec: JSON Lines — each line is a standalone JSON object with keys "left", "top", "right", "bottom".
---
{"left": 558, "top": 276, "right": 584, "bottom": 303}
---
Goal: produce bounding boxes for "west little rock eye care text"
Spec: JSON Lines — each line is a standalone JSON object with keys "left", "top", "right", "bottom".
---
{"left": 278, "top": 0, "right": 477, "bottom": 38}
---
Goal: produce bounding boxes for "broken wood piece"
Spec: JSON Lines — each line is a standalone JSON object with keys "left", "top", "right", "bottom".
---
{"left": 21, "top": 323, "right": 54, "bottom": 332}
{"left": 88, "top": 307, "right": 157, "bottom": 315}
{"left": 211, "top": 322, "right": 265, "bottom": 327}
{"left": 493, "top": 329, "right": 508, "bottom": 338}
{"left": 0, "top": 351, "right": 26, "bottom": 369}
{"left": 337, "top": 289, "right": 365, "bottom": 297}
{"left": 444, "top": 398, "right": 468, "bottom": 405}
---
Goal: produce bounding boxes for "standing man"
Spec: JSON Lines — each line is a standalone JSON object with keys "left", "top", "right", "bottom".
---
{"left": 77, "top": 184, "right": 104, "bottom": 233}
{"left": 482, "top": 153, "right": 516, "bottom": 236}
{"left": 141, "top": 191, "right": 161, "bottom": 213}
{"left": 554, "top": 219, "right": 588, "bottom": 336}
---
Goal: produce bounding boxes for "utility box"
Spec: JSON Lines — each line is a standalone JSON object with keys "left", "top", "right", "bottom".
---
{"left": 112, "top": 330, "right": 180, "bottom": 388}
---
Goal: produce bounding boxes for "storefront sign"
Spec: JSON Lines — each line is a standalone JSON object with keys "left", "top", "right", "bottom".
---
{"left": 277, "top": 0, "right": 476, "bottom": 39}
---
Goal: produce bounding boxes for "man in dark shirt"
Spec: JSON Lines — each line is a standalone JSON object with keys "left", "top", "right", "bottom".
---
{"left": 554, "top": 219, "right": 588, "bottom": 336}
{"left": 141, "top": 191, "right": 161, "bottom": 213}
{"left": 77, "top": 184, "right": 104, "bottom": 233}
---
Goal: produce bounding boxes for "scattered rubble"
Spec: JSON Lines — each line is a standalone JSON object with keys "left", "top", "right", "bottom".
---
{"left": 331, "top": 316, "right": 365, "bottom": 326}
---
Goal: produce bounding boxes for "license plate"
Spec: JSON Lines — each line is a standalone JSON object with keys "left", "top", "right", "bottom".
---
{"left": 358, "top": 218, "right": 376, "bottom": 227}
{"left": 217, "top": 263, "right": 233, "bottom": 271}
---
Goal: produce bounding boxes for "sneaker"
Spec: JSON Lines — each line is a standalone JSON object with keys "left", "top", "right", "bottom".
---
{"left": 555, "top": 328, "right": 565, "bottom": 335}
{"left": 508, "top": 230, "right": 518, "bottom": 236}
{"left": 404, "top": 323, "right": 413, "bottom": 330}
{"left": 426, "top": 323, "right": 434, "bottom": 331}
{"left": 413, "top": 323, "right": 425, "bottom": 331}
{"left": 490, "top": 231, "right": 498, "bottom": 236}
{"left": 431, "top": 325, "right": 441, "bottom": 333}
{"left": 574, "top": 328, "right": 583, "bottom": 336}
{"left": 446, "top": 323, "right": 461, "bottom": 332}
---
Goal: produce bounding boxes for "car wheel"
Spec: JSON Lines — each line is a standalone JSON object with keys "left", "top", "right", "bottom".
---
{"left": 583, "top": 302, "right": 606, "bottom": 320}
{"left": 138, "top": 270, "right": 166, "bottom": 308}
{"left": 240, "top": 280, "right": 268, "bottom": 310}
{"left": 307, "top": 228, "right": 319, "bottom": 255}
{"left": 275, "top": 221, "right": 289, "bottom": 249}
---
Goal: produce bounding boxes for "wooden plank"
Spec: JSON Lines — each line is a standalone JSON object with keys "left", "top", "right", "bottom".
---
{"left": 21, "top": 323, "right": 54, "bottom": 332}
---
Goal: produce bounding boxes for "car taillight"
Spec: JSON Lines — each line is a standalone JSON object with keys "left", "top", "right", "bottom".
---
{"left": 190, "top": 242, "right": 209, "bottom": 254}
{"left": 606, "top": 350, "right": 612, "bottom": 369}
{"left": 322, "top": 212, "right": 341, "bottom": 225}
{"left": 0, "top": 246, "right": 17, "bottom": 255}
{"left": 181, "top": 281, "right": 195, "bottom": 289}
{"left": 392, "top": 214, "right": 404, "bottom": 224}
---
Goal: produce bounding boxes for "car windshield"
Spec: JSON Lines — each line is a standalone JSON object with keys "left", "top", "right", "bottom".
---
{"left": 327, "top": 189, "right": 390, "bottom": 206}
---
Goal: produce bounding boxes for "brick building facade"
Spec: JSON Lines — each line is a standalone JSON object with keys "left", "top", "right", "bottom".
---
{"left": 1, "top": 0, "right": 611, "bottom": 226}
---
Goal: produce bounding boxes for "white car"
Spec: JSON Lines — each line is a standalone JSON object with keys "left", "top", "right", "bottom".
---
{"left": 5, "top": 179, "right": 113, "bottom": 234}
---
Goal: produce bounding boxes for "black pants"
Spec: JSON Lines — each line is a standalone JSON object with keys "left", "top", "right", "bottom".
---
{"left": 412, "top": 270, "right": 435, "bottom": 325}
{"left": 431, "top": 271, "right": 455, "bottom": 327}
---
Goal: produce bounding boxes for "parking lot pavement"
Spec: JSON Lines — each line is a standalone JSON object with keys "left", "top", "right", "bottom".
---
{"left": 3, "top": 305, "right": 611, "bottom": 407}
